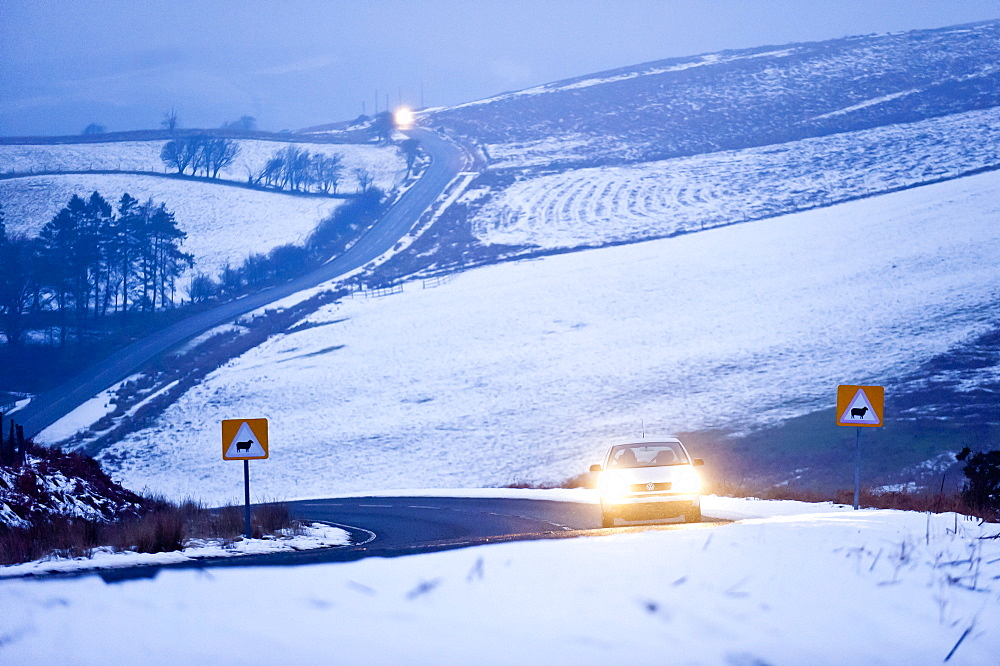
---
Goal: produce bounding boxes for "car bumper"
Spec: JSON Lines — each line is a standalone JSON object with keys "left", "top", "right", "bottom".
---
{"left": 601, "top": 494, "right": 700, "bottom": 519}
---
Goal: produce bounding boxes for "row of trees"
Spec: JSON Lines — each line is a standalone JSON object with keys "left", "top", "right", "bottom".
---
{"left": 160, "top": 135, "right": 240, "bottom": 178}
{"left": 0, "top": 194, "right": 192, "bottom": 347}
{"left": 159, "top": 138, "right": 382, "bottom": 196}
{"left": 187, "top": 188, "right": 385, "bottom": 303}
{"left": 250, "top": 146, "right": 347, "bottom": 193}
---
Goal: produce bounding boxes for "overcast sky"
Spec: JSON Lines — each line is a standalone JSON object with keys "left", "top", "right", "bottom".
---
{"left": 2, "top": 1, "right": 999, "bottom": 136}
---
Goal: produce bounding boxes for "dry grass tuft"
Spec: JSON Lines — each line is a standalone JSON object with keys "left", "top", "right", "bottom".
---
{"left": 0, "top": 498, "right": 302, "bottom": 565}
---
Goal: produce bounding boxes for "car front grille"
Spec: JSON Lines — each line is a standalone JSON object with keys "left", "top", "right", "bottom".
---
{"left": 630, "top": 481, "right": 672, "bottom": 493}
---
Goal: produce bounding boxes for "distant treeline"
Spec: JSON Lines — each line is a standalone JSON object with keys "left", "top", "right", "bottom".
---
{"left": 0, "top": 194, "right": 191, "bottom": 346}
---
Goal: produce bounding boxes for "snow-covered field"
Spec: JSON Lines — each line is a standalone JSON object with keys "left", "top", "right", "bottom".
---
{"left": 475, "top": 106, "right": 1000, "bottom": 248}
{"left": 0, "top": 138, "right": 407, "bottom": 278}
{"left": 2, "top": 494, "right": 997, "bottom": 664}
{"left": 0, "top": 174, "right": 343, "bottom": 278}
{"left": 68, "top": 170, "right": 1000, "bottom": 503}
{"left": 0, "top": 138, "right": 406, "bottom": 192}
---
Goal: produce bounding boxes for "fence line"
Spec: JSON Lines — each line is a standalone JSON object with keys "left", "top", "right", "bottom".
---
{"left": 421, "top": 274, "right": 455, "bottom": 290}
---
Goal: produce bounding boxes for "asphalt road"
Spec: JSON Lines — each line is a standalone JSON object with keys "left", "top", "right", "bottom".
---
{"left": 84, "top": 496, "right": 729, "bottom": 582}
{"left": 16, "top": 128, "right": 469, "bottom": 439}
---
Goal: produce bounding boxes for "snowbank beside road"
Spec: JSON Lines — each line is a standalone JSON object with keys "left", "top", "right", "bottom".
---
{"left": 0, "top": 523, "right": 349, "bottom": 579}
{"left": 1, "top": 497, "right": 996, "bottom": 664}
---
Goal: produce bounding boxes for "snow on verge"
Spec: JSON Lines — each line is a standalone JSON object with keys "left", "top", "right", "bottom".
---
{"left": 0, "top": 496, "right": 996, "bottom": 664}
{"left": 0, "top": 523, "right": 349, "bottom": 579}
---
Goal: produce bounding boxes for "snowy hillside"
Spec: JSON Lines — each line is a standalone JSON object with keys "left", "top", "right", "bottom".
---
{"left": 428, "top": 20, "right": 1000, "bottom": 167}
{"left": 0, "top": 138, "right": 406, "bottom": 278}
{"left": 2, "top": 494, "right": 997, "bottom": 664}
{"left": 0, "top": 174, "right": 343, "bottom": 278}
{"left": 57, "top": 171, "right": 1000, "bottom": 503}
{"left": 0, "top": 139, "right": 405, "bottom": 191}
{"left": 0, "top": 445, "right": 144, "bottom": 530}
{"left": 471, "top": 106, "right": 1000, "bottom": 249}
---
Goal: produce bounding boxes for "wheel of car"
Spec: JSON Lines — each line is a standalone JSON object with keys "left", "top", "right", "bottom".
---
{"left": 684, "top": 506, "right": 702, "bottom": 523}
{"left": 601, "top": 513, "right": 615, "bottom": 528}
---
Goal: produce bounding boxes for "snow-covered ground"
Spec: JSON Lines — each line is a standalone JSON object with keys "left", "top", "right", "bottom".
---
{"left": 32, "top": 374, "right": 143, "bottom": 446}
{"left": 450, "top": 49, "right": 799, "bottom": 112}
{"left": 1, "top": 495, "right": 996, "bottom": 664}
{"left": 0, "top": 138, "right": 407, "bottom": 278}
{"left": 66, "top": 170, "right": 1000, "bottom": 503}
{"left": 0, "top": 174, "right": 343, "bottom": 278}
{"left": 475, "top": 106, "right": 1000, "bottom": 247}
{"left": 0, "top": 523, "right": 349, "bottom": 579}
{"left": 0, "top": 138, "right": 405, "bottom": 192}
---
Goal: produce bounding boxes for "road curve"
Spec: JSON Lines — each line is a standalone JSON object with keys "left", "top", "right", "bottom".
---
{"left": 82, "top": 496, "right": 728, "bottom": 582}
{"left": 16, "top": 128, "right": 468, "bottom": 439}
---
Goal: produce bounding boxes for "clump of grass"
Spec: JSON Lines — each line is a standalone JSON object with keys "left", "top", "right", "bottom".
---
{"left": 0, "top": 498, "right": 303, "bottom": 566}
{"left": 707, "top": 479, "right": 993, "bottom": 520}
{"left": 0, "top": 517, "right": 98, "bottom": 564}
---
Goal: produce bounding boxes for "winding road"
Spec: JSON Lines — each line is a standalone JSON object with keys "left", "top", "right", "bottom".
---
{"left": 15, "top": 128, "right": 470, "bottom": 439}
{"left": 90, "top": 495, "right": 727, "bottom": 583}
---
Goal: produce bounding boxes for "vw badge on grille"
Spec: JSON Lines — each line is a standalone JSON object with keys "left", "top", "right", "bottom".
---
{"left": 646, "top": 482, "right": 655, "bottom": 491}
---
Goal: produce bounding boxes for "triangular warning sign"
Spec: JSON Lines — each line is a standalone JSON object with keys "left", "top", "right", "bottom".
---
{"left": 838, "top": 388, "right": 880, "bottom": 425}
{"left": 224, "top": 421, "right": 267, "bottom": 459}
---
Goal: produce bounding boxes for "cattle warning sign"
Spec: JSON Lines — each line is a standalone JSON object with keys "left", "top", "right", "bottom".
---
{"left": 222, "top": 418, "right": 269, "bottom": 460}
{"left": 836, "top": 385, "right": 884, "bottom": 427}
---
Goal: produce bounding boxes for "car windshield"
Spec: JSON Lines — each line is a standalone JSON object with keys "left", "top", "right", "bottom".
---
{"left": 607, "top": 443, "right": 688, "bottom": 468}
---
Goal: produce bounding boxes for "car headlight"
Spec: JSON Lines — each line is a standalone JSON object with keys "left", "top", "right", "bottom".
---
{"left": 673, "top": 466, "right": 701, "bottom": 494}
{"left": 598, "top": 473, "right": 630, "bottom": 502}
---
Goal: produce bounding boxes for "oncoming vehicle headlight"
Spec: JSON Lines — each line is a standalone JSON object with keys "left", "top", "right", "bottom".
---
{"left": 673, "top": 466, "right": 701, "bottom": 494}
{"left": 599, "top": 473, "right": 630, "bottom": 502}
{"left": 393, "top": 106, "right": 415, "bottom": 129}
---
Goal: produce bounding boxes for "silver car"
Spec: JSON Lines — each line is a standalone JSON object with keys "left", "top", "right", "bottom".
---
{"left": 590, "top": 438, "right": 704, "bottom": 527}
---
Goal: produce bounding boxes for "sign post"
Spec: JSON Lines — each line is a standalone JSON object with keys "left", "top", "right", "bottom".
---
{"left": 222, "top": 418, "right": 269, "bottom": 538}
{"left": 836, "top": 385, "right": 884, "bottom": 510}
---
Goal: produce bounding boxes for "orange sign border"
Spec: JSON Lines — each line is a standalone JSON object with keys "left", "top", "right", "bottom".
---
{"left": 836, "top": 385, "right": 884, "bottom": 428}
{"left": 222, "top": 418, "right": 269, "bottom": 460}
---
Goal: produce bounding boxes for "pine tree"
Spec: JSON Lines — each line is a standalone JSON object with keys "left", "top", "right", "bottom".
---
{"left": 37, "top": 196, "right": 84, "bottom": 342}
{"left": 113, "top": 193, "right": 143, "bottom": 316}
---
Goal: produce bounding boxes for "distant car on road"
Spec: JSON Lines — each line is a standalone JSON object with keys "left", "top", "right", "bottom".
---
{"left": 590, "top": 438, "right": 704, "bottom": 527}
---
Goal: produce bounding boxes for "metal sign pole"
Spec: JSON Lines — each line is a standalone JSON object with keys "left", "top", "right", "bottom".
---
{"left": 854, "top": 427, "right": 861, "bottom": 510}
{"left": 244, "top": 459, "right": 252, "bottom": 539}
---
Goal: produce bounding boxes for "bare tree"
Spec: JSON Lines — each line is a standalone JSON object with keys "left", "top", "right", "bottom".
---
{"left": 161, "top": 138, "right": 198, "bottom": 175}
{"left": 272, "top": 146, "right": 313, "bottom": 191}
{"left": 311, "top": 154, "right": 343, "bottom": 194}
{"left": 370, "top": 111, "right": 393, "bottom": 143}
{"left": 399, "top": 138, "right": 421, "bottom": 177}
{"left": 262, "top": 156, "right": 284, "bottom": 188}
{"left": 188, "top": 273, "right": 217, "bottom": 303}
{"left": 161, "top": 106, "right": 179, "bottom": 132}
{"left": 201, "top": 138, "right": 239, "bottom": 178}
{"left": 354, "top": 167, "right": 374, "bottom": 193}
